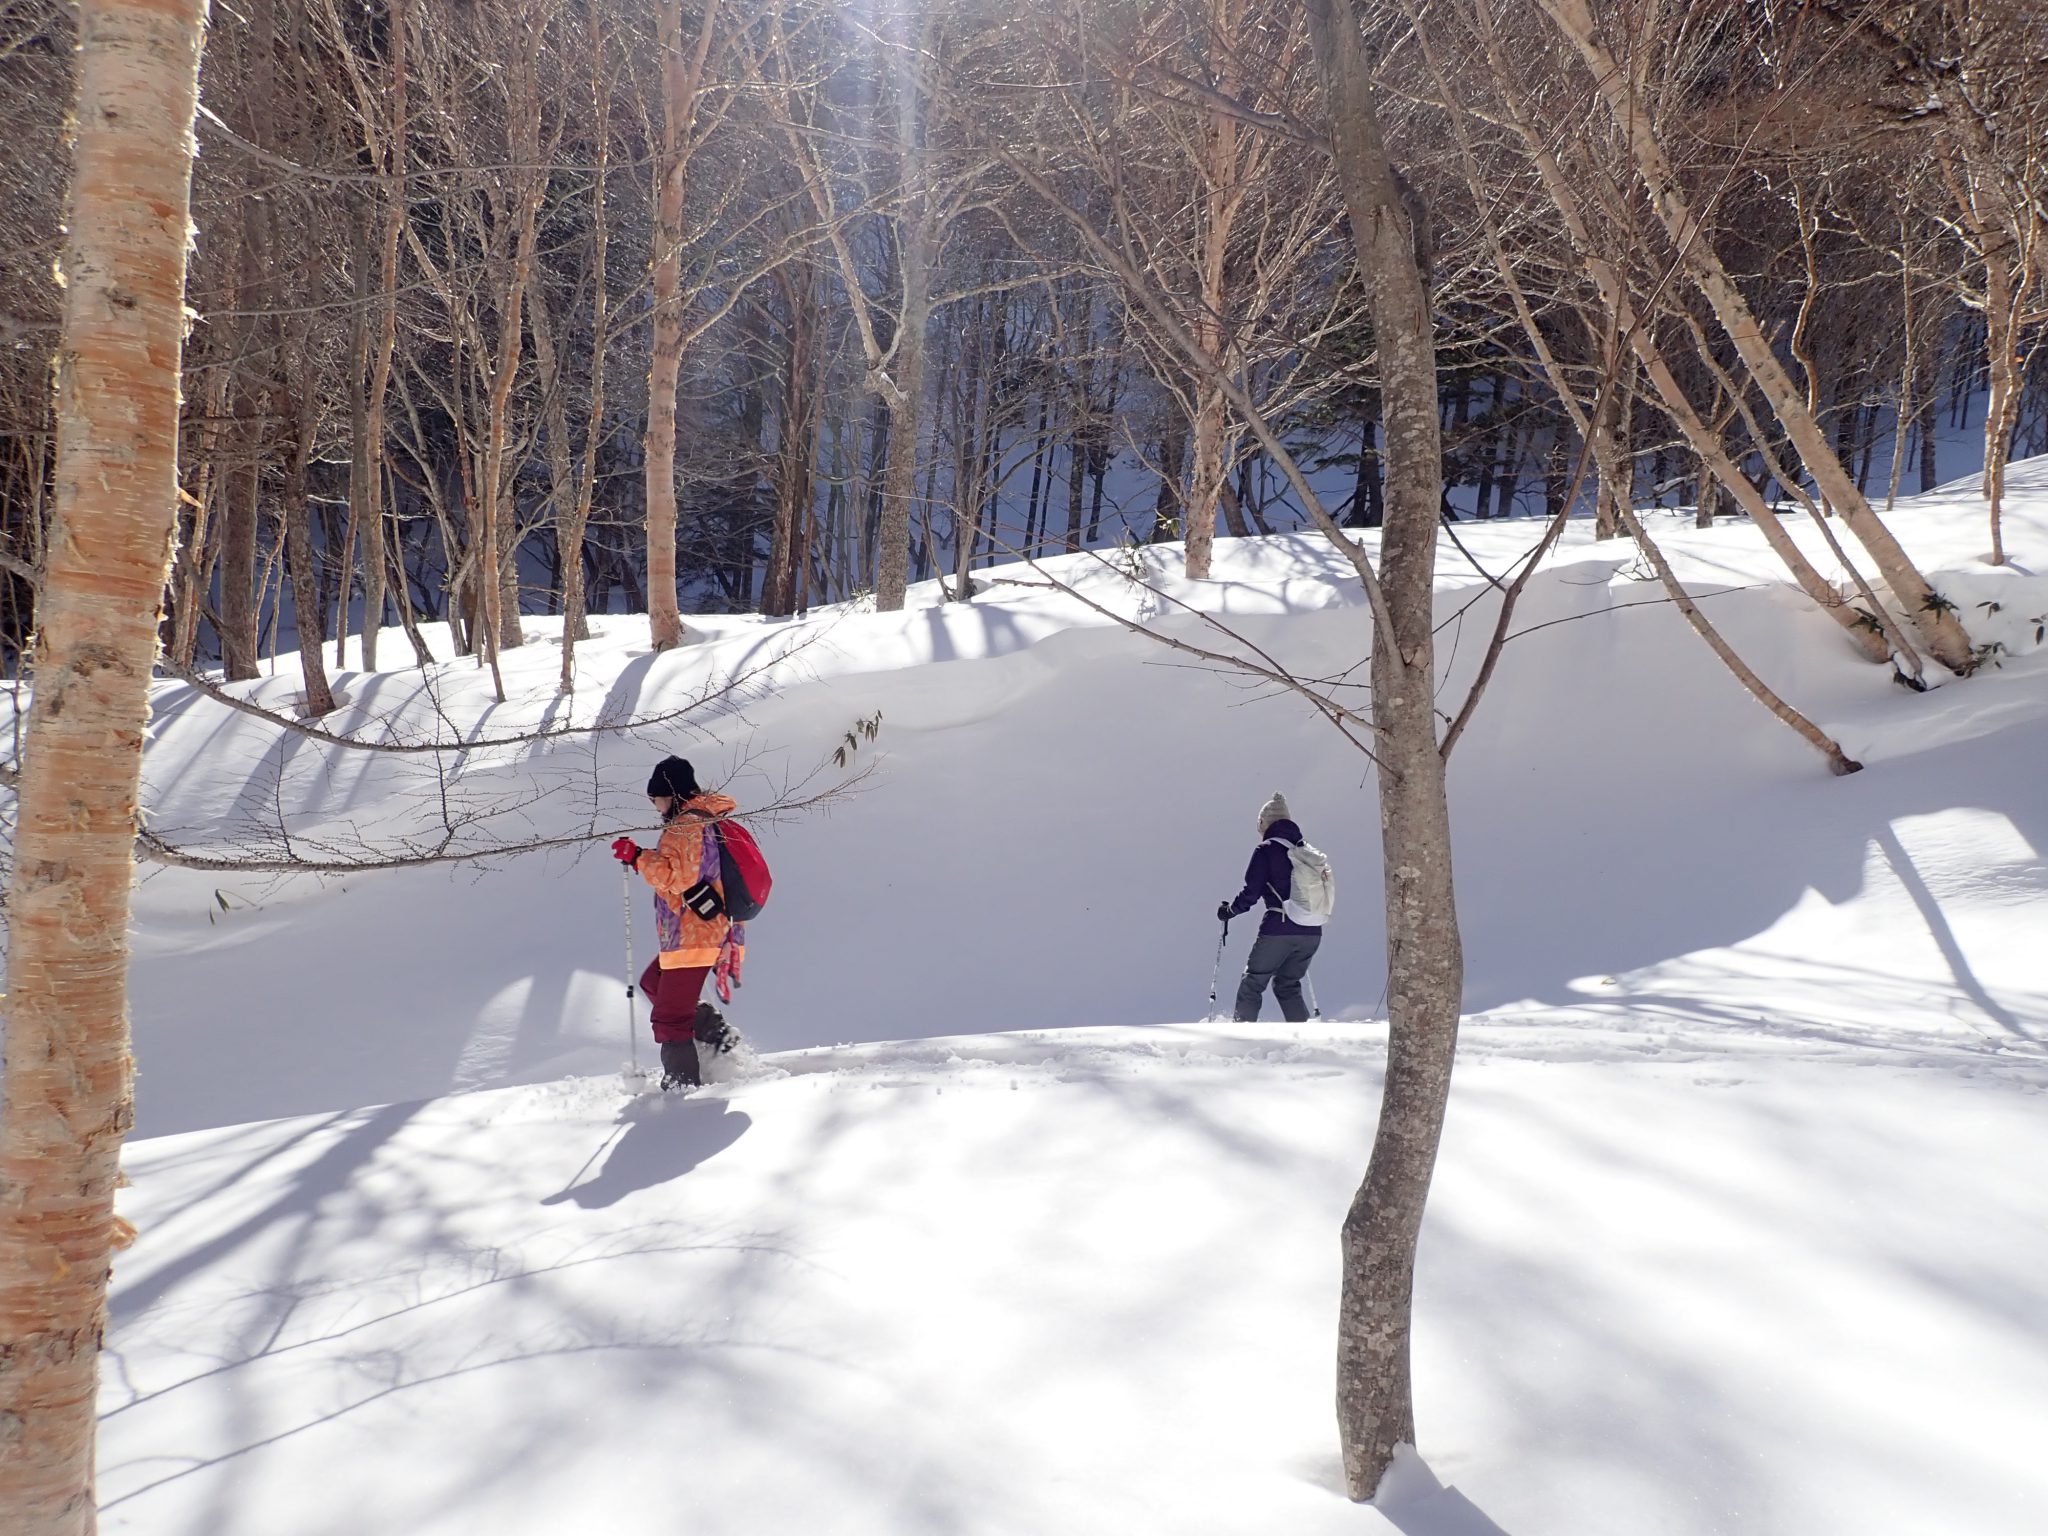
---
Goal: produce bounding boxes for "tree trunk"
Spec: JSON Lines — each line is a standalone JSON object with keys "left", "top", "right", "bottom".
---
{"left": 1697, "top": 384, "right": 1736, "bottom": 529}
{"left": 357, "top": 0, "right": 407, "bottom": 672}
{"left": 1917, "top": 381, "right": 1939, "bottom": 495}
{"left": 1218, "top": 466, "right": 1254, "bottom": 539}
{"left": 170, "top": 357, "right": 230, "bottom": 669}
{"left": 218, "top": 461, "right": 260, "bottom": 677}
{"left": 763, "top": 270, "right": 818, "bottom": 617}
{"left": 1980, "top": 254, "right": 2025, "bottom": 565}
{"left": 915, "top": 337, "right": 953, "bottom": 585}
{"left": 1187, "top": 275, "right": 1230, "bottom": 562}
{"left": 1348, "top": 410, "right": 1385, "bottom": 527}
{"left": 1063, "top": 283, "right": 1094, "bottom": 552}
{"left": 1304, "top": 0, "right": 1463, "bottom": 1502}
{"left": 1544, "top": 426, "right": 1567, "bottom": 520}
{"left": 527, "top": 265, "right": 580, "bottom": 633}
{"left": 557, "top": 0, "right": 611, "bottom": 680}
{"left": 643, "top": 0, "right": 687, "bottom": 649}
{"left": 1148, "top": 421, "right": 1189, "bottom": 543}
{"left": 472, "top": 23, "right": 552, "bottom": 691}
{"left": 875, "top": 23, "right": 933, "bottom": 613}
{"left": 343, "top": 215, "right": 373, "bottom": 667}
{"left": 0, "top": 3, "right": 206, "bottom": 1530}
{"left": 381, "top": 464, "right": 434, "bottom": 665}
{"left": 1696, "top": 461, "right": 1722, "bottom": 528}
{"left": 1064, "top": 436, "right": 1087, "bottom": 552}
{"left": 1087, "top": 438, "right": 1111, "bottom": 543}
{"left": 282, "top": 324, "right": 336, "bottom": 716}
{"left": 643, "top": 0, "right": 721, "bottom": 648}
{"left": 1494, "top": 417, "right": 1526, "bottom": 518}
{"left": 1591, "top": 353, "right": 1627, "bottom": 539}
{"left": 222, "top": 0, "right": 285, "bottom": 685}
{"left": 1616, "top": 498, "right": 1860, "bottom": 774}
{"left": 1182, "top": 0, "right": 1252, "bottom": 577}
{"left": 1472, "top": 379, "right": 1499, "bottom": 522}
{"left": 860, "top": 393, "right": 887, "bottom": 584}
{"left": 951, "top": 314, "right": 997, "bottom": 599}
{"left": 1928, "top": 89, "right": 2040, "bottom": 564}
{"left": 1023, "top": 390, "right": 1052, "bottom": 558}
{"left": 491, "top": 27, "right": 546, "bottom": 659}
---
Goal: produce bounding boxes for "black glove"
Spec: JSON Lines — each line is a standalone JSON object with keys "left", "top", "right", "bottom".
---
{"left": 1216, "top": 901, "right": 1233, "bottom": 923}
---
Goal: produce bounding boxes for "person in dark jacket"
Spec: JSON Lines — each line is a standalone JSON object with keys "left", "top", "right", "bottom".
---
{"left": 1217, "top": 791, "right": 1322, "bottom": 1023}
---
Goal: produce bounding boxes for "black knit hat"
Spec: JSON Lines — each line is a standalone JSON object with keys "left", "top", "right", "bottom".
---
{"left": 646, "top": 755, "right": 699, "bottom": 800}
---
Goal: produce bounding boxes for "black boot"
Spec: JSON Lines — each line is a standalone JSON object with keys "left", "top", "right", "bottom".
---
{"left": 659, "top": 1038, "right": 701, "bottom": 1090}
{"left": 693, "top": 1001, "right": 736, "bottom": 1055}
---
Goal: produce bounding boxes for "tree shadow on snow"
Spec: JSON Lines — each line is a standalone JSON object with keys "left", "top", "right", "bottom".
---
{"left": 1293, "top": 1446, "right": 1514, "bottom": 1534}
{"left": 1439, "top": 612, "right": 2048, "bottom": 1059}
{"left": 1374, "top": 1447, "right": 1516, "bottom": 1535}
{"left": 540, "top": 1096, "right": 750, "bottom": 1209}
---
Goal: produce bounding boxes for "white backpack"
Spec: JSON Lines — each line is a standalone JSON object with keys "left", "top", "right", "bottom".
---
{"left": 1267, "top": 838, "right": 1336, "bottom": 926}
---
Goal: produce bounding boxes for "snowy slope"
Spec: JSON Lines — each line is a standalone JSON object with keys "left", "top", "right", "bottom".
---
{"left": 67, "top": 461, "right": 2048, "bottom": 1532}
{"left": 119, "top": 462, "right": 2048, "bottom": 1134}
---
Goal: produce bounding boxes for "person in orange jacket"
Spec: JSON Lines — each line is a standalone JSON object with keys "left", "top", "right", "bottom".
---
{"left": 612, "top": 755, "right": 742, "bottom": 1089}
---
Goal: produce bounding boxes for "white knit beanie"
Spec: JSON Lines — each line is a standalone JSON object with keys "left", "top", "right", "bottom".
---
{"left": 1257, "top": 791, "right": 1290, "bottom": 835}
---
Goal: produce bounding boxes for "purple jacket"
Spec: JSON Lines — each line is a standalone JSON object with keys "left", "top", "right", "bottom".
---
{"left": 1228, "top": 819, "right": 1321, "bottom": 936}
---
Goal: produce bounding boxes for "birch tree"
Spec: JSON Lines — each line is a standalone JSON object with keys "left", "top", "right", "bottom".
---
{"left": 0, "top": 1, "right": 208, "bottom": 1529}
{"left": 1534, "top": 0, "right": 1979, "bottom": 674}
{"left": 645, "top": 0, "right": 725, "bottom": 649}
{"left": 1839, "top": 0, "right": 2048, "bottom": 565}
{"left": 313, "top": 0, "right": 414, "bottom": 673}
{"left": 1443, "top": 0, "right": 1905, "bottom": 668}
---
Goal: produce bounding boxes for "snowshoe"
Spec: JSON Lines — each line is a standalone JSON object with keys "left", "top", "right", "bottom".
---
{"left": 694, "top": 1001, "right": 738, "bottom": 1056}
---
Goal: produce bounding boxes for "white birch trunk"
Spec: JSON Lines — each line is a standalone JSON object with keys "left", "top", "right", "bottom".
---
{"left": 643, "top": 0, "right": 720, "bottom": 648}
{"left": 0, "top": 2, "right": 208, "bottom": 1530}
{"left": 874, "top": 10, "right": 936, "bottom": 613}
{"left": 358, "top": 0, "right": 408, "bottom": 672}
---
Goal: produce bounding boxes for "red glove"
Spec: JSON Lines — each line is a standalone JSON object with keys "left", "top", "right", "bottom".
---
{"left": 611, "top": 836, "right": 642, "bottom": 867}
{"left": 713, "top": 940, "right": 744, "bottom": 1003}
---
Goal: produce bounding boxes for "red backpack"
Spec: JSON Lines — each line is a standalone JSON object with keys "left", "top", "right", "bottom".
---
{"left": 715, "top": 820, "right": 773, "bottom": 921}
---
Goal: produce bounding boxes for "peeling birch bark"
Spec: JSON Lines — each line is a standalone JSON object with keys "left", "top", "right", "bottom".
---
{"left": 0, "top": 2, "right": 209, "bottom": 1530}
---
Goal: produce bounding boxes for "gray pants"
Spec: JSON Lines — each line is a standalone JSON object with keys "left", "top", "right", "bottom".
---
{"left": 1236, "top": 933, "right": 1321, "bottom": 1023}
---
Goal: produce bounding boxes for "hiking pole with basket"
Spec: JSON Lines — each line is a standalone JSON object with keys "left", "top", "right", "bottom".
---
{"left": 622, "top": 866, "right": 641, "bottom": 1079}
{"left": 1207, "top": 912, "right": 1231, "bottom": 1020}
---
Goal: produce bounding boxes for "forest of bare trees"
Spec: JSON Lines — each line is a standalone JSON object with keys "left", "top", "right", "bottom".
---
{"left": 0, "top": 0, "right": 2041, "bottom": 694}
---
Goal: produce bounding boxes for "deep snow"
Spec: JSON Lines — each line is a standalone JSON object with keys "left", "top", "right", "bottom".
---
{"left": 38, "top": 460, "right": 2048, "bottom": 1532}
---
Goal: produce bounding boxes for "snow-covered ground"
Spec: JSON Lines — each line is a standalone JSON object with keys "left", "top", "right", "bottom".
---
{"left": 68, "top": 462, "right": 2048, "bottom": 1532}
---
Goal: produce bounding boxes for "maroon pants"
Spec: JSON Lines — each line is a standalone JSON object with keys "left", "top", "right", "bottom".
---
{"left": 640, "top": 959, "right": 710, "bottom": 1044}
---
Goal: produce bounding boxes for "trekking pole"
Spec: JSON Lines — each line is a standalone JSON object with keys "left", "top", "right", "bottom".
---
{"left": 622, "top": 866, "right": 639, "bottom": 1076}
{"left": 1207, "top": 914, "right": 1230, "bottom": 1019}
{"left": 1305, "top": 975, "right": 1322, "bottom": 1021}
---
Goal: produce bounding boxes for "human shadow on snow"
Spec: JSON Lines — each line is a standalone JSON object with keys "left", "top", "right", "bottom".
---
{"left": 541, "top": 1097, "right": 751, "bottom": 1210}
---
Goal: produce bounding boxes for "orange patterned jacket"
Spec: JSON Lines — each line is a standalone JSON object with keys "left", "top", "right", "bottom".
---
{"left": 637, "top": 791, "right": 741, "bottom": 969}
